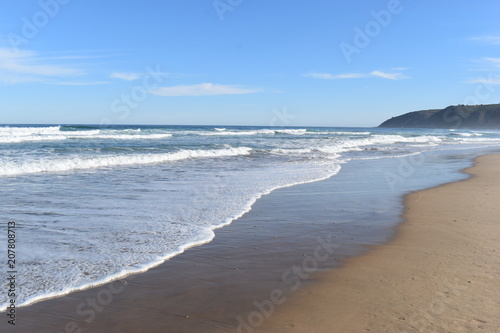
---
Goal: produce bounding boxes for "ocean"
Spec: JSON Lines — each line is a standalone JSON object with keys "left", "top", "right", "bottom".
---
{"left": 1, "top": 124, "right": 500, "bottom": 311}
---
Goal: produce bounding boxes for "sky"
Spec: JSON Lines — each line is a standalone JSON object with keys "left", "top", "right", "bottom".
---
{"left": 0, "top": 0, "right": 499, "bottom": 127}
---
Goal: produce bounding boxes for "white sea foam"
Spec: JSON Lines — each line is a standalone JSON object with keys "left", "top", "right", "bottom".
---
{"left": 268, "top": 134, "right": 447, "bottom": 158}
{"left": 456, "top": 132, "right": 482, "bottom": 137}
{"left": 0, "top": 135, "right": 68, "bottom": 143}
{"left": 274, "top": 129, "right": 308, "bottom": 135}
{"left": 460, "top": 137, "right": 500, "bottom": 143}
{"left": 0, "top": 147, "right": 252, "bottom": 176}
{"left": 0, "top": 126, "right": 61, "bottom": 135}
{"left": 193, "top": 128, "right": 309, "bottom": 136}
{"left": 270, "top": 148, "right": 314, "bottom": 155}
{"left": 197, "top": 129, "right": 276, "bottom": 136}
{"left": 87, "top": 133, "right": 173, "bottom": 140}
{"left": 308, "top": 131, "right": 371, "bottom": 135}
{"left": 0, "top": 129, "right": 172, "bottom": 143}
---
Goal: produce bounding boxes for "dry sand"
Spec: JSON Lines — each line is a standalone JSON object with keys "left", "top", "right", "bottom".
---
{"left": 258, "top": 154, "right": 500, "bottom": 332}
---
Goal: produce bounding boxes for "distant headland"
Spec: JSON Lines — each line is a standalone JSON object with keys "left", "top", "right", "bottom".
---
{"left": 378, "top": 104, "right": 500, "bottom": 129}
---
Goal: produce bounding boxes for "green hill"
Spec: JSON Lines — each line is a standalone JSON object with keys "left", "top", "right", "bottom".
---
{"left": 378, "top": 104, "right": 500, "bottom": 129}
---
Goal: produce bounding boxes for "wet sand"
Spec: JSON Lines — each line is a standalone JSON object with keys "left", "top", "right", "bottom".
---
{"left": 259, "top": 154, "right": 500, "bottom": 332}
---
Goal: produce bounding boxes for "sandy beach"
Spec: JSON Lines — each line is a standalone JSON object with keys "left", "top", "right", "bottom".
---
{"left": 259, "top": 154, "right": 500, "bottom": 332}
{"left": 4, "top": 153, "right": 499, "bottom": 332}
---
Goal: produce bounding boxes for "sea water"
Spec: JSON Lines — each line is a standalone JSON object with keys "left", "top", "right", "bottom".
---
{"left": 1, "top": 124, "right": 500, "bottom": 310}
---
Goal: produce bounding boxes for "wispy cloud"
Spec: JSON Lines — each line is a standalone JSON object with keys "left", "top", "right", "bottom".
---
{"left": 466, "top": 57, "right": 500, "bottom": 84}
{"left": 303, "top": 69, "right": 409, "bottom": 81}
{"left": 370, "top": 70, "right": 408, "bottom": 80}
{"left": 303, "top": 73, "right": 368, "bottom": 79}
{"left": 466, "top": 76, "right": 500, "bottom": 85}
{"left": 482, "top": 57, "right": 500, "bottom": 68}
{"left": 46, "top": 81, "right": 111, "bottom": 86}
{"left": 0, "top": 48, "right": 84, "bottom": 84}
{"left": 469, "top": 35, "right": 500, "bottom": 45}
{"left": 110, "top": 72, "right": 141, "bottom": 81}
{"left": 149, "top": 83, "right": 260, "bottom": 96}
{"left": 110, "top": 71, "right": 173, "bottom": 81}
{"left": 39, "top": 55, "right": 106, "bottom": 61}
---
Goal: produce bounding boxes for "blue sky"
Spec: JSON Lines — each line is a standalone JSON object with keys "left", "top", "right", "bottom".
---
{"left": 0, "top": 0, "right": 499, "bottom": 127}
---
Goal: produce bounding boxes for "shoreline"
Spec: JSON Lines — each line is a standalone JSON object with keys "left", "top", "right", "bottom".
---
{"left": 3, "top": 152, "right": 499, "bottom": 332}
{"left": 2, "top": 170, "right": 340, "bottom": 313}
{"left": 259, "top": 154, "right": 500, "bottom": 332}
{"left": 2, "top": 157, "right": 381, "bottom": 332}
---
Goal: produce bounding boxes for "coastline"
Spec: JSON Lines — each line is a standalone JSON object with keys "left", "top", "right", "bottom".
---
{"left": 3, "top": 152, "right": 499, "bottom": 332}
{"left": 259, "top": 154, "right": 500, "bottom": 332}
{"left": 3, "top": 156, "right": 383, "bottom": 332}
